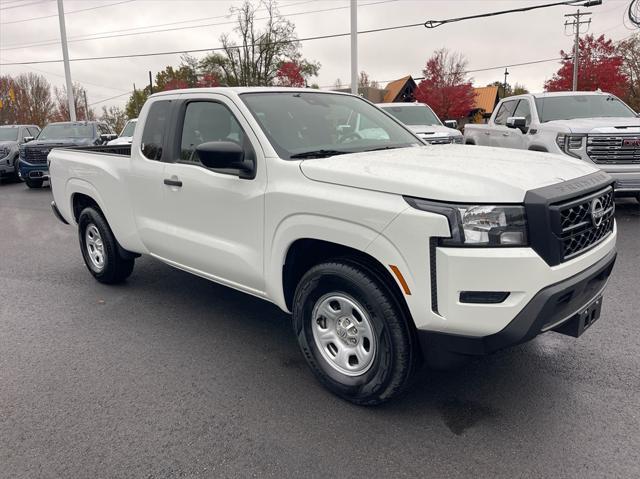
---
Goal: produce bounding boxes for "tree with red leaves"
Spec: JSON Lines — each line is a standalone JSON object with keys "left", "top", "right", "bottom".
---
{"left": 545, "top": 34, "right": 628, "bottom": 97}
{"left": 414, "top": 48, "right": 476, "bottom": 120}
{"left": 275, "top": 61, "right": 306, "bottom": 87}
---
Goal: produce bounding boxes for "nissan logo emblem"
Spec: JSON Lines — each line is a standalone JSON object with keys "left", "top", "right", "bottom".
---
{"left": 590, "top": 198, "right": 606, "bottom": 227}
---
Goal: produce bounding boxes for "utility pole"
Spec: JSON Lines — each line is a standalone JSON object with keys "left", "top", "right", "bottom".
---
{"left": 350, "top": 0, "right": 358, "bottom": 95}
{"left": 564, "top": 9, "right": 592, "bottom": 91}
{"left": 56, "top": 0, "right": 76, "bottom": 121}
{"left": 503, "top": 68, "right": 509, "bottom": 98}
{"left": 83, "top": 90, "right": 88, "bottom": 120}
{"left": 148, "top": 71, "right": 153, "bottom": 94}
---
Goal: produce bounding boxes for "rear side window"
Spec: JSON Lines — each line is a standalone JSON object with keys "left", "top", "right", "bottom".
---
{"left": 141, "top": 100, "right": 171, "bottom": 161}
{"left": 494, "top": 100, "right": 517, "bottom": 125}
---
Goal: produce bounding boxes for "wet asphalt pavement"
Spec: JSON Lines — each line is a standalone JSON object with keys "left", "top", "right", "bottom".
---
{"left": 1, "top": 180, "right": 639, "bottom": 478}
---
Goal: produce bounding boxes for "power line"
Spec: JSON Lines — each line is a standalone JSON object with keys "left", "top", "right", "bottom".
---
{"left": 0, "top": 0, "right": 397, "bottom": 51}
{"left": 0, "top": 0, "right": 51, "bottom": 10}
{"left": 0, "top": 19, "right": 426, "bottom": 66}
{"left": 0, "top": 0, "right": 136, "bottom": 25}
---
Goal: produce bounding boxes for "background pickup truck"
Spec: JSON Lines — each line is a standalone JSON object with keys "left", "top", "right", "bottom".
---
{"left": 19, "top": 120, "right": 117, "bottom": 189}
{"left": 49, "top": 87, "right": 617, "bottom": 405}
{"left": 464, "top": 91, "right": 640, "bottom": 201}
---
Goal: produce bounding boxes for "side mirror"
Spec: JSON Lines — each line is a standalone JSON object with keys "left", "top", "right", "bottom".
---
{"left": 444, "top": 120, "right": 458, "bottom": 129}
{"left": 506, "top": 116, "right": 527, "bottom": 133}
{"left": 196, "top": 141, "right": 254, "bottom": 178}
{"left": 23, "top": 136, "right": 34, "bottom": 143}
{"left": 100, "top": 134, "right": 117, "bottom": 143}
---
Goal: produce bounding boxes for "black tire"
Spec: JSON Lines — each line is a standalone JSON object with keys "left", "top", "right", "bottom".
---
{"left": 78, "top": 207, "right": 134, "bottom": 284}
{"left": 25, "top": 178, "right": 43, "bottom": 188}
{"left": 13, "top": 157, "right": 22, "bottom": 181}
{"left": 292, "top": 260, "right": 418, "bottom": 405}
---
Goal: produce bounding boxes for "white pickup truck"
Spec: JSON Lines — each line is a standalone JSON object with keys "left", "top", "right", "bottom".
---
{"left": 49, "top": 88, "right": 617, "bottom": 405}
{"left": 464, "top": 91, "right": 640, "bottom": 202}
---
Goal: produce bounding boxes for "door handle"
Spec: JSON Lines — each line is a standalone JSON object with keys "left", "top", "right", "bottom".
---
{"left": 163, "top": 178, "right": 183, "bottom": 187}
{"left": 502, "top": 132, "right": 510, "bottom": 136}
{"left": 484, "top": 131, "right": 490, "bottom": 136}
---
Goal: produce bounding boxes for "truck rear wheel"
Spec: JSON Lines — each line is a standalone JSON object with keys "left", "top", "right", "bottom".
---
{"left": 292, "top": 260, "right": 417, "bottom": 405}
{"left": 25, "top": 178, "right": 43, "bottom": 188}
{"left": 78, "top": 207, "right": 134, "bottom": 284}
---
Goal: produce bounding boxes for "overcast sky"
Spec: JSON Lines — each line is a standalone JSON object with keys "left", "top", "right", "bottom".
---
{"left": 0, "top": 0, "right": 636, "bottom": 113}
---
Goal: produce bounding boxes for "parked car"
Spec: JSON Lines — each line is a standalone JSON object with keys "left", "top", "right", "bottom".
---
{"left": 107, "top": 118, "right": 137, "bottom": 145}
{"left": 378, "top": 102, "right": 463, "bottom": 144}
{"left": 49, "top": 88, "right": 616, "bottom": 405}
{"left": 0, "top": 124, "right": 40, "bottom": 182}
{"left": 19, "top": 121, "right": 116, "bottom": 188}
{"left": 464, "top": 91, "right": 640, "bottom": 202}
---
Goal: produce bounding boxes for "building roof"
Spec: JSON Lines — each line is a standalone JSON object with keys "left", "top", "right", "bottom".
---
{"left": 383, "top": 76, "right": 415, "bottom": 103}
{"left": 473, "top": 86, "right": 500, "bottom": 114}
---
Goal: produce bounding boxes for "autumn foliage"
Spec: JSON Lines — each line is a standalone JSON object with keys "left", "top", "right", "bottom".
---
{"left": 414, "top": 48, "right": 476, "bottom": 120}
{"left": 275, "top": 61, "right": 306, "bottom": 87}
{"left": 545, "top": 34, "right": 628, "bottom": 97}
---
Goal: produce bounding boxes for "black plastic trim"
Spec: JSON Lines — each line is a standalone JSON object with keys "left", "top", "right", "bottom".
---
{"left": 50, "top": 201, "right": 69, "bottom": 225}
{"left": 524, "top": 171, "right": 614, "bottom": 266}
{"left": 418, "top": 248, "right": 616, "bottom": 356}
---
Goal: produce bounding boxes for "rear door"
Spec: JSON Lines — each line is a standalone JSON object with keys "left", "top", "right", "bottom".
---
{"left": 159, "top": 94, "right": 267, "bottom": 293}
{"left": 128, "top": 99, "right": 172, "bottom": 255}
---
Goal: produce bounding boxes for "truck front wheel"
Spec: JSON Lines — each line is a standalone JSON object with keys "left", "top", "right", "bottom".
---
{"left": 78, "top": 207, "right": 134, "bottom": 284}
{"left": 292, "top": 261, "right": 417, "bottom": 405}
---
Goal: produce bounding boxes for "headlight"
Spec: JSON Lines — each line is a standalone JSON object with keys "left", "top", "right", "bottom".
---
{"left": 452, "top": 136, "right": 463, "bottom": 144}
{"left": 0, "top": 147, "right": 9, "bottom": 157}
{"left": 556, "top": 133, "right": 585, "bottom": 158}
{"left": 405, "top": 198, "right": 528, "bottom": 246}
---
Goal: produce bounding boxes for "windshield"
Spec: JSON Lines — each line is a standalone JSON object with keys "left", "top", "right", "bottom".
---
{"left": 535, "top": 95, "right": 636, "bottom": 122}
{"left": 380, "top": 105, "right": 442, "bottom": 126}
{"left": 0, "top": 128, "right": 19, "bottom": 141}
{"left": 240, "top": 92, "right": 420, "bottom": 159}
{"left": 120, "top": 120, "right": 136, "bottom": 137}
{"left": 38, "top": 123, "right": 94, "bottom": 140}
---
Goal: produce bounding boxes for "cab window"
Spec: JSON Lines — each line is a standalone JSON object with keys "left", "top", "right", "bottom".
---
{"left": 179, "top": 101, "right": 255, "bottom": 169}
{"left": 513, "top": 100, "right": 532, "bottom": 126}
{"left": 494, "top": 100, "right": 517, "bottom": 125}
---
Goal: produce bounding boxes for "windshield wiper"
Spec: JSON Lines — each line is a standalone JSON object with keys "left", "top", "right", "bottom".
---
{"left": 364, "top": 145, "right": 404, "bottom": 152}
{"left": 290, "top": 149, "right": 350, "bottom": 159}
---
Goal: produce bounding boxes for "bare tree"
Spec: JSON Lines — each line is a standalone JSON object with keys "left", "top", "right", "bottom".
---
{"left": 52, "top": 83, "right": 95, "bottom": 122}
{"left": 617, "top": 34, "right": 640, "bottom": 111}
{"left": 2, "top": 73, "right": 54, "bottom": 126}
{"left": 100, "top": 105, "right": 127, "bottom": 133}
{"left": 200, "top": 0, "right": 319, "bottom": 86}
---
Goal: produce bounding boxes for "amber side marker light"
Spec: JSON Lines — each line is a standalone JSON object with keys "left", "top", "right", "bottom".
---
{"left": 389, "top": 265, "right": 411, "bottom": 295}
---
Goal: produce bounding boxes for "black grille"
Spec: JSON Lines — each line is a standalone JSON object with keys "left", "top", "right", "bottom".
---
{"left": 587, "top": 135, "right": 640, "bottom": 164}
{"left": 554, "top": 187, "right": 615, "bottom": 261}
{"left": 22, "top": 147, "right": 50, "bottom": 164}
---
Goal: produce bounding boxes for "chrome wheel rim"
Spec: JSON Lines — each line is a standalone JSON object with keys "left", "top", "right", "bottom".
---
{"left": 311, "top": 293, "right": 377, "bottom": 376}
{"left": 85, "top": 224, "right": 105, "bottom": 271}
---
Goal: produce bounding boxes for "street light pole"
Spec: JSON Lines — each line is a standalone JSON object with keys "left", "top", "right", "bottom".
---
{"left": 350, "top": 0, "right": 358, "bottom": 95}
{"left": 503, "top": 68, "right": 509, "bottom": 98}
{"left": 56, "top": 0, "right": 76, "bottom": 121}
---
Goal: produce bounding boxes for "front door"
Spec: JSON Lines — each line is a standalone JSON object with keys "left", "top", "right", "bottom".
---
{"left": 159, "top": 95, "right": 267, "bottom": 294}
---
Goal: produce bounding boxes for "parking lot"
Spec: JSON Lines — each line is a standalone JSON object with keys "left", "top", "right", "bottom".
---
{"left": 1, "top": 180, "right": 639, "bottom": 478}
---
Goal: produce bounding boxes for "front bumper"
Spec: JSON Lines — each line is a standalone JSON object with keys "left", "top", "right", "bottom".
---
{"left": 420, "top": 247, "right": 616, "bottom": 355}
{"left": 18, "top": 160, "right": 49, "bottom": 180}
{"left": 0, "top": 153, "right": 15, "bottom": 175}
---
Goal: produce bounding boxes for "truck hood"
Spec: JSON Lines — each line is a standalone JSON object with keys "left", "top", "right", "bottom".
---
{"left": 23, "top": 138, "right": 94, "bottom": 148}
{"left": 407, "top": 124, "right": 461, "bottom": 137}
{"left": 548, "top": 117, "right": 640, "bottom": 134}
{"left": 299, "top": 145, "right": 599, "bottom": 203}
